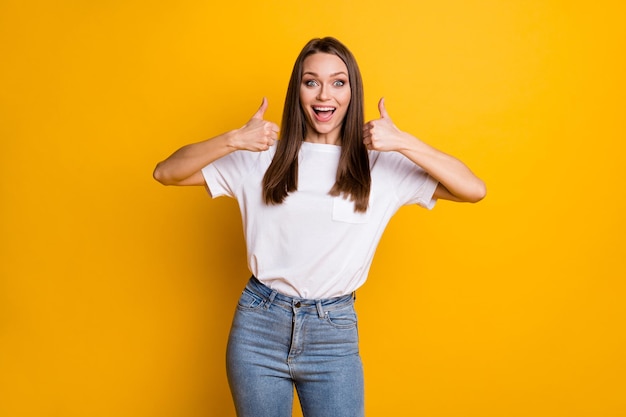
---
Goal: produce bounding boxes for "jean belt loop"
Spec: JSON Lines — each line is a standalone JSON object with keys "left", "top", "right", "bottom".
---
{"left": 315, "top": 300, "right": 325, "bottom": 318}
{"left": 265, "top": 290, "right": 278, "bottom": 310}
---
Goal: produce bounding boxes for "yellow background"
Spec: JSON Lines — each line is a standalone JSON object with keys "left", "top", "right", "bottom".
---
{"left": 1, "top": 0, "right": 625, "bottom": 416}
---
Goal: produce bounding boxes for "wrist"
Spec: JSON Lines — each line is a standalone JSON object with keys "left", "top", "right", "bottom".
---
{"left": 396, "top": 131, "right": 420, "bottom": 152}
{"left": 225, "top": 129, "right": 240, "bottom": 150}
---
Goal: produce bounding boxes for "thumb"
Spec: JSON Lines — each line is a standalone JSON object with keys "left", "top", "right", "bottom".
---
{"left": 378, "top": 97, "right": 389, "bottom": 119}
{"left": 252, "top": 97, "right": 268, "bottom": 120}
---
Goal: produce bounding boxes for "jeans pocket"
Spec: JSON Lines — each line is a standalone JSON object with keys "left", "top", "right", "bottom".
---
{"left": 325, "top": 306, "right": 358, "bottom": 329}
{"left": 236, "top": 288, "right": 265, "bottom": 310}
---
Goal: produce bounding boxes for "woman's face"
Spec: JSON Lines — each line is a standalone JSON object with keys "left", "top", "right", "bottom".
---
{"left": 299, "top": 52, "right": 351, "bottom": 143}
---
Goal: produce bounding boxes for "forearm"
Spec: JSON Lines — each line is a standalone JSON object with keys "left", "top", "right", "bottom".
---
{"left": 397, "top": 132, "right": 486, "bottom": 203}
{"left": 153, "top": 130, "right": 237, "bottom": 186}
{"left": 154, "top": 98, "right": 280, "bottom": 186}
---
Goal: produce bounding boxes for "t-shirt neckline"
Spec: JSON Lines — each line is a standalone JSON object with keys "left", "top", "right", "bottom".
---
{"left": 301, "top": 141, "right": 341, "bottom": 153}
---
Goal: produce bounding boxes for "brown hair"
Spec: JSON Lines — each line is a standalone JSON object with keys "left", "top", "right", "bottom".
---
{"left": 262, "top": 37, "right": 370, "bottom": 212}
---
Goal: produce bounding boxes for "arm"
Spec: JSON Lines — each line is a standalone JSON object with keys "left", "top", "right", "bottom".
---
{"left": 363, "top": 98, "right": 486, "bottom": 203}
{"left": 153, "top": 98, "right": 280, "bottom": 186}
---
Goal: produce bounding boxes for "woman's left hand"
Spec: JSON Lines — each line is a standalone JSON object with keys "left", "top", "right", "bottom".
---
{"left": 363, "top": 97, "right": 486, "bottom": 203}
{"left": 363, "top": 98, "right": 410, "bottom": 152}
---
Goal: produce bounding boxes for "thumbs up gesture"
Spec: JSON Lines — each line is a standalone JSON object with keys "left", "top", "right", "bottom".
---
{"left": 363, "top": 98, "right": 407, "bottom": 152}
{"left": 234, "top": 97, "right": 280, "bottom": 152}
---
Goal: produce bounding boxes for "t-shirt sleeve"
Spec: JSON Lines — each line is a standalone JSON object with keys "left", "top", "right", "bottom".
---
{"left": 201, "top": 150, "right": 262, "bottom": 198}
{"left": 410, "top": 173, "right": 438, "bottom": 209}
{"left": 376, "top": 151, "right": 439, "bottom": 209}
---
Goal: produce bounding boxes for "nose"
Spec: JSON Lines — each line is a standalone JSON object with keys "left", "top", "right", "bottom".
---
{"left": 316, "top": 84, "right": 330, "bottom": 101}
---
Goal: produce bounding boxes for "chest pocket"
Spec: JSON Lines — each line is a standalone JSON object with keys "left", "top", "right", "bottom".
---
{"left": 332, "top": 196, "right": 371, "bottom": 224}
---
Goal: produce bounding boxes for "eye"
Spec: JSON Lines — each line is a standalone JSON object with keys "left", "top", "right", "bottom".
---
{"left": 333, "top": 80, "right": 346, "bottom": 87}
{"left": 304, "top": 79, "right": 319, "bottom": 87}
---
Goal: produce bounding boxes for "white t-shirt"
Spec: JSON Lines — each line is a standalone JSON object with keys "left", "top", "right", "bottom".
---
{"left": 202, "top": 142, "right": 438, "bottom": 299}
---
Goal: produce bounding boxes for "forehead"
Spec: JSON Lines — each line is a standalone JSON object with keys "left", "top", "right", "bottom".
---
{"left": 302, "top": 53, "right": 348, "bottom": 75}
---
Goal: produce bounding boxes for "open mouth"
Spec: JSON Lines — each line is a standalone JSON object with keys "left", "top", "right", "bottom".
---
{"left": 312, "top": 106, "right": 336, "bottom": 122}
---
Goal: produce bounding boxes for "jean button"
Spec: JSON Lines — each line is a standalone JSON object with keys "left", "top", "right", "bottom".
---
{"left": 294, "top": 301, "right": 301, "bottom": 308}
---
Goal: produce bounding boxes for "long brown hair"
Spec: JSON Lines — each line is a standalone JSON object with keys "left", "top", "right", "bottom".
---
{"left": 262, "top": 37, "right": 370, "bottom": 212}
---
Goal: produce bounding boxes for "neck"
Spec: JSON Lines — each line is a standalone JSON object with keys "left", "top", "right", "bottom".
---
{"left": 304, "top": 132, "right": 341, "bottom": 145}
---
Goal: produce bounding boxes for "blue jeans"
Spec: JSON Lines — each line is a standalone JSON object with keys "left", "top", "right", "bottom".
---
{"left": 226, "top": 276, "right": 364, "bottom": 417}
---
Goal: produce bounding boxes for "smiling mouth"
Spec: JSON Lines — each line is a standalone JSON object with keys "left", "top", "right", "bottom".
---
{"left": 312, "top": 106, "right": 336, "bottom": 121}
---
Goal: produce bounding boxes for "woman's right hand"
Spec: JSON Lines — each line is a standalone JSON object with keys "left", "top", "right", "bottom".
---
{"left": 153, "top": 98, "right": 280, "bottom": 186}
{"left": 231, "top": 97, "right": 280, "bottom": 152}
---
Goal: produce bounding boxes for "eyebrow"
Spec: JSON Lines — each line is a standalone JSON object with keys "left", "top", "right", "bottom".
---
{"left": 302, "top": 71, "right": 348, "bottom": 77}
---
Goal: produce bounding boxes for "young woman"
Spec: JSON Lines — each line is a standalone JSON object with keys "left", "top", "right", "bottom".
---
{"left": 154, "top": 37, "right": 485, "bottom": 417}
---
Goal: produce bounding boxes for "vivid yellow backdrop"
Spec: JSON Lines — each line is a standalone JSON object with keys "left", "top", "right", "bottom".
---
{"left": 1, "top": 0, "right": 624, "bottom": 416}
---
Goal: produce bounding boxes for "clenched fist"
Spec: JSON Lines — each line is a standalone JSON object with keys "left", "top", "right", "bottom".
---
{"left": 233, "top": 97, "right": 280, "bottom": 152}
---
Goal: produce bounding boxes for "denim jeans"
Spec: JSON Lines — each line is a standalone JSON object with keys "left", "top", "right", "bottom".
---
{"left": 226, "top": 276, "right": 364, "bottom": 417}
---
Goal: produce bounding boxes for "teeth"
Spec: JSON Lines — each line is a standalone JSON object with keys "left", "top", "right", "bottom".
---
{"left": 313, "top": 106, "right": 335, "bottom": 111}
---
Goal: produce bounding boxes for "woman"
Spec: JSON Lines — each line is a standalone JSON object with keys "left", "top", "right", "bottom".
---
{"left": 154, "top": 37, "right": 485, "bottom": 417}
